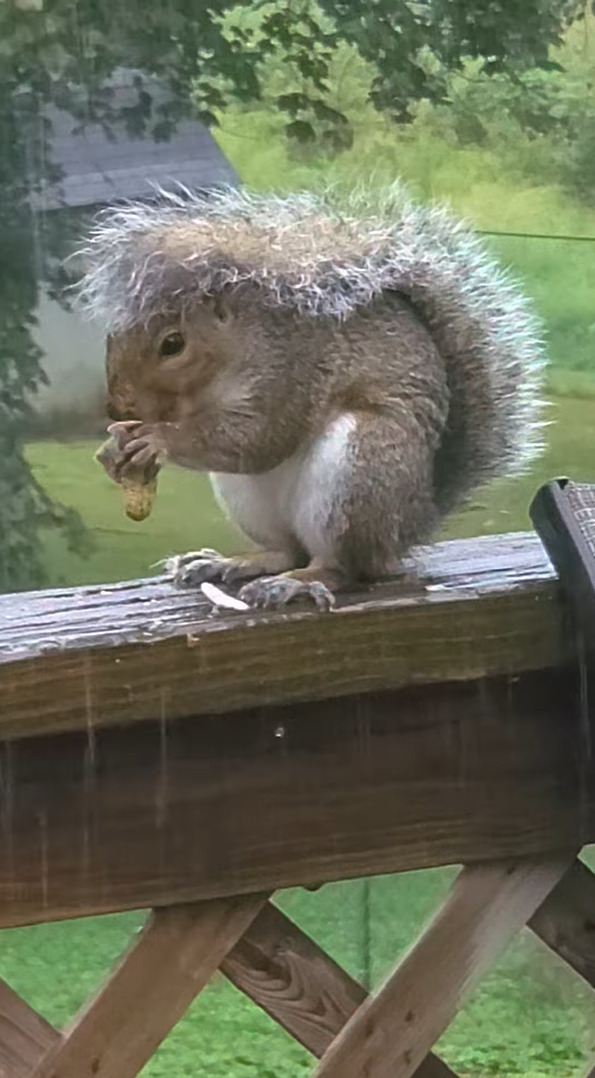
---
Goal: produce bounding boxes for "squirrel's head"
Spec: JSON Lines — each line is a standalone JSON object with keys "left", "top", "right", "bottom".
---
{"left": 105, "top": 293, "right": 236, "bottom": 423}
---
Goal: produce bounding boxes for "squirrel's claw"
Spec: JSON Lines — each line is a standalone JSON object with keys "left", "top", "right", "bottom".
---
{"left": 165, "top": 553, "right": 336, "bottom": 608}
{"left": 238, "top": 575, "right": 335, "bottom": 611}
{"left": 97, "top": 423, "right": 164, "bottom": 485}
{"left": 163, "top": 550, "right": 231, "bottom": 586}
{"left": 163, "top": 550, "right": 299, "bottom": 588}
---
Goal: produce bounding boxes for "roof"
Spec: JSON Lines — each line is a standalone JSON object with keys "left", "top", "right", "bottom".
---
{"left": 21, "top": 68, "right": 239, "bottom": 211}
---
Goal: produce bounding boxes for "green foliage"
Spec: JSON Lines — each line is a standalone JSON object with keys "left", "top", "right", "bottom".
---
{"left": 386, "top": 11, "right": 595, "bottom": 207}
{"left": 316, "top": 0, "right": 583, "bottom": 125}
{"left": 436, "top": 63, "right": 595, "bottom": 203}
{"left": 2, "top": 0, "right": 576, "bottom": 139}
{"left": 0, "top": 76, "right": 90, "bottom": 590}
{"left": 212, "top": 3, "right": 595, "bottom": 210}
{"left": 214, "top": 0, "right": 594, "bottom": 145}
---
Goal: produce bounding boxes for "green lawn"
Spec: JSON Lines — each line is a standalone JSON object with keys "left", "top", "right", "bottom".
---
{"left": 15, "top": 395, "right": 595, "bottom": 1077}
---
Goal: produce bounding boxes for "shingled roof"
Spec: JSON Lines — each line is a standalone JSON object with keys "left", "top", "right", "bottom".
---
{"left": 25, "top": 67, "right": 239, "bottom": 211}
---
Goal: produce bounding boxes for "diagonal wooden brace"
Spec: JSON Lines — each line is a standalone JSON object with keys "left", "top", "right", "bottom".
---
{"left": 312, "top": 858, "right": 571, "bottom": 1078}
{"left": 0, "top": 978, "right": 59, "bottom": 1078}
{"left": 529, "top": 857, "right": 595, "bottom": 987}
{"left": 0, "top": 897, "right": 456, "bottom": 1078}
{"left": 221, "top": 900, "right": 457, "bottom": 1077}
{"left": 31, "top": 893, "right": 268, "bottom": 1078}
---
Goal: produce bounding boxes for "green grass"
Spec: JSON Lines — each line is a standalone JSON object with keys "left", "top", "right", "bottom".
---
{"left": 486, "top": 235, "right": 595, "bottom": 380}
{"left": 18, "top": 394, "right": 595, "bottom": 1077}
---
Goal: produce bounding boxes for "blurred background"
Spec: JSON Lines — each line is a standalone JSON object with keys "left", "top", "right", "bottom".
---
{"left": 2, "top": 1, "right": 595, "bottom": 1074}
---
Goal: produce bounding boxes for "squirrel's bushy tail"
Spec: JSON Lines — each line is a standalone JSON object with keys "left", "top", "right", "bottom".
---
{"left": 366, "top": 188, "right": 547, "bottom": 507}
{"left": 319, "top": 185, "right": 547, "bottom": 506}
{"left": 75, "top": 182, "right": 547, "bottom": 501}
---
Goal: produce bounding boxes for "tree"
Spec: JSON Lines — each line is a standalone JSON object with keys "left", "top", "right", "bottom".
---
{"left": 2, "top": 0, "right": 589, "bottom": 148}
{"left": 0, "top": 0, "right": 588, "bottom": 591}
{"left": 0, "top": 63, "right": 89, "bottom": 592}
{"left": 317, "top": 1, "right": 585, "bottom": 121}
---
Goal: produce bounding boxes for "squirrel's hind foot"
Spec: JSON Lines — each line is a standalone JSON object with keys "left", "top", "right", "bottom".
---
{"left": 239, "top": 567, "right": 338, "bottom": 611}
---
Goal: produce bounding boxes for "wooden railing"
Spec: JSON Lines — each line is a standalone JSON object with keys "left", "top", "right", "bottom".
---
{"left": 0, "top": 530, "right": 593, "bottom": 1078}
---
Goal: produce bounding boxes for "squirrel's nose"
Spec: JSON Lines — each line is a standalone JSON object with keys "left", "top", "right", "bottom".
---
{"left": 106, "top": 398, "right": 136, "bottom": 422}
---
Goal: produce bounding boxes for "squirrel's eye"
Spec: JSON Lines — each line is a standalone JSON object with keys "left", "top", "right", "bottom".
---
{"left": 159, "top": 332, "right": 185, "bottom": 358}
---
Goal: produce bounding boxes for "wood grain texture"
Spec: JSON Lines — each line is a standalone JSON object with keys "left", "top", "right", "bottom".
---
{"left": 31, "top": 894, "right": 267, "bottom": 1078}
{"left": 0, "top": 534, "right": 567, "bottom": 741}
{"left": 0, "top": 979, "right": 59, "bottom": 1077}
{"left": 313, "top": 858, "right": 570, "bottom": 1078}
{"left": 222, "top": 901, "right": 459, "bottom": 1077}
{"left": 530, "top": 858, "right": 595, "bottom": 986}
{"left": 221, "top": 901, "right": 365, "bottom": 1056}
{"left": 0, "top": 670, "right": 587, "bottom": 927}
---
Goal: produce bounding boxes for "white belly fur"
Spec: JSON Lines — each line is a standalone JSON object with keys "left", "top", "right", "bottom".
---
{"left": 210, "top": 412, "right": 357, "bottom": 563}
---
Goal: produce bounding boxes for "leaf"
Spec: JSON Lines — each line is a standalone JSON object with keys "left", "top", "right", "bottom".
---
{"left": 285, "top": 118, "right": 316, "bottom": 142}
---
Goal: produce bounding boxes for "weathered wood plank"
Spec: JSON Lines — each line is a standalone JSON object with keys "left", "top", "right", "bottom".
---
{"left": 313, "top": 858, "right": 570, "bottom": 1078}
{"left": 0, "top": 533, "right": 567, "bottom": 741}
{"left": 31, "top": 894, "right": 267, "bottom": 1078}
{"left": 530, "top": 858, "right": 595, "bottom": 986}
{"left": 0, "top": 670, "right": 587, "bottom": 927}
{"left": 222, "top": 901, "right": 458, "bottom": 1076}
{"left": 0, "top": 979, "right": 59, "bottom": 1077}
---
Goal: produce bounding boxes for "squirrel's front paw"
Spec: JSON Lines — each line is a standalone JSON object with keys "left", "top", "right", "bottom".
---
{"left": 163, "top": 550, "right": 233, "bottom": 586}
{"left": 238, "top": 575, "right": 335, "bottom": 611}
{"left": 106, "top": 421, "right": 167, "bottom": 478}
{"left": 163, "top": 550, "right": 297, "bottom": 587}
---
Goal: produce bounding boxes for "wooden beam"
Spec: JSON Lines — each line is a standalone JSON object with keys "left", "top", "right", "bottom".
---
{"left": 221, "top": 901, "right": 365, "bottom": 1056}
{"left": 222, "top": 901, "right": 458, "bottom": 1077}
{"left": 0, "top": 534, "right": 567, "bottom": 741}
{"left": 0, "top": 979, "right": 59, "bottom": 1078}
{"left": 313, "top": 858, "right": 570, "bottom": 1078}
{"left": 530, "top": 858, "right": 595, "bottom": 986}
{"left": 31, "top": 894, "right": 267, "bottom": 1078}
{"left": 0, "top": 670, "right": 588, "bottom": 927}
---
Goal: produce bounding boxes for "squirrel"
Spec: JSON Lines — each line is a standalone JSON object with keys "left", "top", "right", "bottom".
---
{"left": 76, "top": 184, "right": 547, "bottom": 610}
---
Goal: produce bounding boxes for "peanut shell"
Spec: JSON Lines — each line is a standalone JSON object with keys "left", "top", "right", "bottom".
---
{"left": 121, "top": 476, "right": 158, "bottom": 522}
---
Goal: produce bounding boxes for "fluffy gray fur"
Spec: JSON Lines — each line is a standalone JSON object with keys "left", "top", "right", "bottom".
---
{"left": 74, "top": 182, "right": 547, "bottom": 480}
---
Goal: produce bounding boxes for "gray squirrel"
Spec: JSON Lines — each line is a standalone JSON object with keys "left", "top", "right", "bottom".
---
{"left": 77, "top": 184, "right": 547, "bottom": 609}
